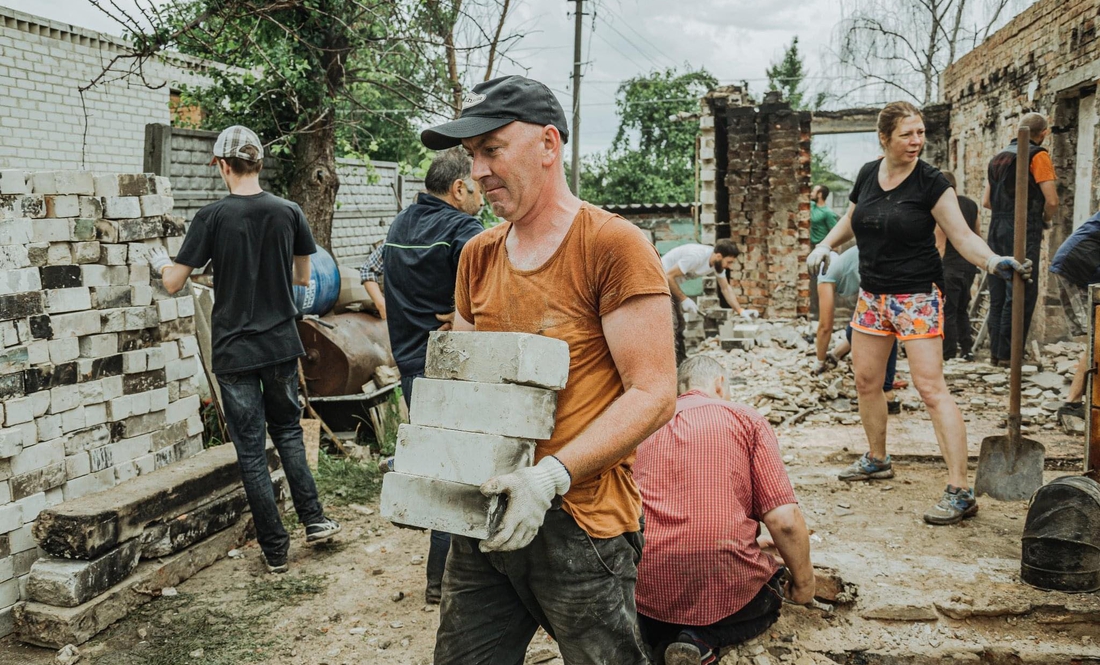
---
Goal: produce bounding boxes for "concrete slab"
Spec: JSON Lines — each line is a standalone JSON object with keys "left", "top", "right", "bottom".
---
{"left": 395, "top": 424, "right": 534, "bottom": 486}
{"left": 26, "top": 538, "right": 142, "bottom": 608}
{"left": 409, "top": 378, "right": 557, "bottom": 439}
{"left": 14, "top": 517, "right": 250, "bottom": 648}
{"left": 33, "top": 443, "right": 272, "bottom": 560}
{"left": 425, "top": 331, "right": 569, "bottom": 390}
{"left": 380, "top": 472, "right": 504, "bottom": 539}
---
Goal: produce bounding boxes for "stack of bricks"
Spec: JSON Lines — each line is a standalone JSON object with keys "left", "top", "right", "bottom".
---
{"left": 0, "top": 169, "right": 205, "bottom": 637}
{"left": 380, "top": 331, "right": 569, "bottom": 538}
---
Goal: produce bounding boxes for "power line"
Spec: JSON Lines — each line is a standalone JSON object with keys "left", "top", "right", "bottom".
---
{"left": 597, "top": 2, "right": 678, "bottom": 70}
{"left": 593, "top": 11, "right": 665, "bottom": 72}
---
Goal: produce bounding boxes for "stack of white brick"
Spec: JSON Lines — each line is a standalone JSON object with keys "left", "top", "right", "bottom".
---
{"left": 380, "top": 331, "right": 570, "bottom": 539}
{"left": 0, "top": 170, "right": 204, "bottom": 636}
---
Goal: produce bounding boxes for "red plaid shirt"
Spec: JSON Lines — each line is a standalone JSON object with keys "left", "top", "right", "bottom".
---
{"left": 633, "top": 391, "right": 798, "bottom": 625}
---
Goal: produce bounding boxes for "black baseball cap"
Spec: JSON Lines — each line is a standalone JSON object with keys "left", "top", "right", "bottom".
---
{"left": 421, "top": 75, "right": 569, "bottom": 150}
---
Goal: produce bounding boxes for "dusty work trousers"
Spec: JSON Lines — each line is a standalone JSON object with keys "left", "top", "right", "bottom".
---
{"left": 986, "top": 221, "right": 1042, "bottom": 361}
{"left": 433, "top": 505, "right": 649, "bottom": 665}
{"left": 672, "top": 297, "right": 687, "bottom": 366}
{"left": 638, "top": 569, "right": 784, "bottom": 657}
{"left": 401, "top": 372, "right": 450, "bottom": 601}
{"left": 217, "top": 358, "right": 325, "bottom": 560}
{"left": 942, "top": 265, "right": 978, "bottom": 359}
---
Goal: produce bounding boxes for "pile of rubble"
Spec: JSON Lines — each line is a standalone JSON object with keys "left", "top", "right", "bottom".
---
{"left": 688, "top": 318, "right": 1083, "bottom": 434}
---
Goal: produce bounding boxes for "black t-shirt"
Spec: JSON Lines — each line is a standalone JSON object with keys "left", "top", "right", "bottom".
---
{"left": 943, "top": 194, "right": 979, "bottom": 270}
{"left": 849, "top": 158, "right": 951, "bottom": 294}
{"left": 175, "top": 192, "right": 317, "bottom": 374}
{"left": 383, "top": 193, "right": 483, "bottom": 376}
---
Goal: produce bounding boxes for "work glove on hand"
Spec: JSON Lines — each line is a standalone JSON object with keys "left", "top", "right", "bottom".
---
{"left": 740, "top": 309, "right": 760, "bottom": 320}
{"left": 680, "top": 298, "right": 699, "bottom": 315}
{"left": 146, "top": 246, "right": 173, "bottom": 276}
{"left": 985, "top": 255, "right": 1033, "bottom": 282}
{"left": 479, "top": 455, "right": 571, "bottom": 553}
{"left": 807, "top": 244, "right": 833, "bottom": 277}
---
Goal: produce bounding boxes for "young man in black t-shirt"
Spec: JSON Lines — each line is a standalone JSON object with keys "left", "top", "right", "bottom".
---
{"left": 148, "top": 125, "right": 340, "bottom": 573}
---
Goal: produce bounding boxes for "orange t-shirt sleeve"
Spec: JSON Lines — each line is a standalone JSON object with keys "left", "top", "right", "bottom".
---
{"left": 1030, "top": 151, "right": 1056, "bottom": 184}
{"left": 454, "top": 237, "right": 477, "bottom": 324}
{"left": 592, "top": 217, "right": 671, "bottom": 317}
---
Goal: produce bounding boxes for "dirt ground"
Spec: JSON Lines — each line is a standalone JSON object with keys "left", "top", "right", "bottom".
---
{"left": 2, "top": 360, "right": 1098, "bottom": 665}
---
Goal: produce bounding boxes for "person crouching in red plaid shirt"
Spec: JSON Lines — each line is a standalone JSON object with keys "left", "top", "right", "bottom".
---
{"left": 633, "top": 355, "right": 815, "bottom": 665}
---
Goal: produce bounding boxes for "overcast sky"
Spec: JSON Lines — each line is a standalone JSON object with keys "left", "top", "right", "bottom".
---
{"left": 3, "top": 0, "right": 1028, "bottom": 179}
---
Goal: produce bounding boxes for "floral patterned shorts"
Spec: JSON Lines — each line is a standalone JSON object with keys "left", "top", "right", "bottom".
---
{"left": 851, "top": 289, "right": 944, "bottom": 340}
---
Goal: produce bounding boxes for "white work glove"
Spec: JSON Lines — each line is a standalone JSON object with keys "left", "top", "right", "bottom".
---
{"left": 147, "top": 246, "right": 173, "bottom": 276}
{"left": 807, "top": 244, "right": 833, "bottom": 277}
{"left": 985, "top": 255, "right": 1033, "bottom": 282}
{"left": 479, "top": 455, "right": 571, "bottom": 553}
{"left": 740, "top": 309, "right": 760, "bottom": 320}
{"left": 680, "top": 298, "right": 699, "bottom": 315}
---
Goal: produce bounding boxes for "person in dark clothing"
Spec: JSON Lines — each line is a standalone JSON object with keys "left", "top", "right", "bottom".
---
{"left": 360, "top": 147, "right": 484, "bottom": 604}
{"left": 149, "top": 125, "right": 340, "bottom": 575}
{"left": 981, "top": 113, "right": 1060, "bottom": 366}
{"left": 936, "top": 172, "right": 980, "bottom": 361}
{"left": 1049, "top": 211, "right": 1100, "bottom": 429}
{"left": 808, "top": 102, "right": 1031, "bottom": 526}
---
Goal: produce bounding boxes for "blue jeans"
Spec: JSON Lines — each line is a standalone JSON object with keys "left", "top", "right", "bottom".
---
{"left": 846, "top": 325, "right": 898, "bottom": 392}
{"left": 401, "top": 371, "right": 450, "bottom": 599}
{"left": 217, "top": 358, "right": 324, "bottom": 559}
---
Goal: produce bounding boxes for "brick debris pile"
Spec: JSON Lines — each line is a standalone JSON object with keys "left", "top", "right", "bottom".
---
{"left": 0, "top": 170, "right": 207, "bottom": 638}
{"left": 690, "top": 319, "right": 1085, "bottom": 433}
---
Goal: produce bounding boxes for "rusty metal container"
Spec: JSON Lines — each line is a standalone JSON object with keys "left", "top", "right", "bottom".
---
{"left": 297, "top": 312, "right": 395, "bottom": 396}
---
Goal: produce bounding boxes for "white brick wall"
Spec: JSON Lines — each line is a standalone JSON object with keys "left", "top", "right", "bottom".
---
{"left": 0, "top": 7, "right": 213, "bottom": 173}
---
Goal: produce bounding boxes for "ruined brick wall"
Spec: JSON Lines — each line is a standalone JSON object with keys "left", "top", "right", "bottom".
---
{"left": 0, "top": 7, "right": 216, "bottom": 173}
{"left": 941, "top": 0, "right": 1100, "bottom": 342}
{"left": 147, "top": 126, "right": 425, "bottom": 269}
{"left": 0, "top": 170, "right": 205, "bottom": 636}
{"left": 712, "top": 95, "right": 812, "bottom": 319}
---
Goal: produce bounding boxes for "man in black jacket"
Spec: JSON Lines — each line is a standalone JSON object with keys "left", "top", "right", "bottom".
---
{"left": 360, "top": 147, "right": 484, "bottom": 603}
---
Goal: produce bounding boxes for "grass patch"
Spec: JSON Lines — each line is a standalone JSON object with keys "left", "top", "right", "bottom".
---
{"left": 91, "top": 593, "right": 280, "bottom": 665}
{"left": 314, "top": 449, "right": 382, "bottom": 505}
{"left": 247, "top": 573, "right": 328, "bottom": 604}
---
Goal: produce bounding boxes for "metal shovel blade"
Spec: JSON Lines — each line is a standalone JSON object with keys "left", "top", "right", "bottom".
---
{"left": 974, "top": 435, "right": 1046, "bottom": 501}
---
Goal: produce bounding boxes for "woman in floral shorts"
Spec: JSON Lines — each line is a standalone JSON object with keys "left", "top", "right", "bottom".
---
{"left": 807, "top": 101, "right": 1032, "bottom": 525}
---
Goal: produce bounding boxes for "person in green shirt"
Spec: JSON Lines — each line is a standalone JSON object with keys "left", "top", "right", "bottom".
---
{"left": 810, "top": 185, "right": 840, "bottom": 246}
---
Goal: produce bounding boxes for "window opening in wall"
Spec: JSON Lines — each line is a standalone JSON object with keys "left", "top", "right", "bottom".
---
{"left": 1073, "top": 91, "right": 1097, "bottom": 231}
{"left": 170, "top": 90, "right": 204, "bottom": 129}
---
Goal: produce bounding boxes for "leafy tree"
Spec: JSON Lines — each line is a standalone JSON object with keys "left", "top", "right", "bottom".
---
{"left": 581, "top": 68, "right": 717, "bottom": 205}
{"left": 87, "top": 0, "right": 519, "bottom": 251}
{"left": 766, "top": 37, "right": 826, "bottom": 110}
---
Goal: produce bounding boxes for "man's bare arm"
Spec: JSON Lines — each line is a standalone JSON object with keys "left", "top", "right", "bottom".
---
{"left": 293, "top": 255, "right": 311, "bottom": 287}
{"left": 553, "top": 294, "right": 677, "bottom": 482}
{"left": 1039, "top": 180, "right": 1058, "bottom": 223}
{"left": 665, "top": 266, "right": 687, "bottom": 303}
{"left": 161, "top": 263, "right": 196, "bottom": 295}
{"left": 717, "top": 274, "right": 743, "bottom": 313}
{"left": 982, "top": 182, "right": 991, "bottom": 210}
{"left": 761, "top": 503, "right": 814, "bottom": 603}
{"left": 363, "top": 281, "right": 386, "bottom": 319}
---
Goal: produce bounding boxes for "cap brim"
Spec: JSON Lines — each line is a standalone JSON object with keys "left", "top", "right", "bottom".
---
{"left": 421, "top": 116, "right": 515, "bottom": 150}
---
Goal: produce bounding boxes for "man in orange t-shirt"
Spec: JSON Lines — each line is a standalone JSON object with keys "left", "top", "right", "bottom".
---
{"left": 421, "top": 75, "right": 676, "bottom": 664}
{"left": 981, "top": 112, "right": 1060, "bottom": 364}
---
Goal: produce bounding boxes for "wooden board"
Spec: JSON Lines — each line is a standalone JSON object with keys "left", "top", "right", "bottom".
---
{"left": 302, "top": 418, "right": 322, "bottom": 470}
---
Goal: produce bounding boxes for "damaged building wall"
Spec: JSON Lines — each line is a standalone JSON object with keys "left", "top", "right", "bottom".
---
{"left": 0, "top": 7, "right": 217, "bottom": 173}
{"left": 699, "top": 88, "right": 812, "bottom": 320}
{"left": 941, "top": 0, "right": 1100, "bottom": 342}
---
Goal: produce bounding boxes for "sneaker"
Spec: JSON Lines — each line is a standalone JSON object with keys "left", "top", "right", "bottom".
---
{"left": 306, "top": 517, "right": 342, "bottom": 544}
{"left": 923, "top": 485, "right": 978, "bottom": 525}
{"left": 1056, "top": 402, "right": 1085, "bottom": 420}
{"left": 887, "top": 400, "right": 901, "bottom": 415}
{"left": 961, "top": 352, "right": 974, "bottom": 362}
{"left": 665, "top": 631, "right": 716, "bottom": 665}
{"left": 265, "top": 551, "right": 289, "bottom": 574}
{"left": 838, "top": 452, "right": 894, "bottom": 481}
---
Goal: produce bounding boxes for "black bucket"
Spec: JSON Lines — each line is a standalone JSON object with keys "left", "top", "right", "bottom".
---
{"left": 1021, "top": 475, "right": 1100, "bottom": 592}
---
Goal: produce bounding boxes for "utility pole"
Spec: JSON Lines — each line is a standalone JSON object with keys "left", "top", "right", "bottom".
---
{"left": 570, "top": 0, "right": 583, "bottom": 195}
